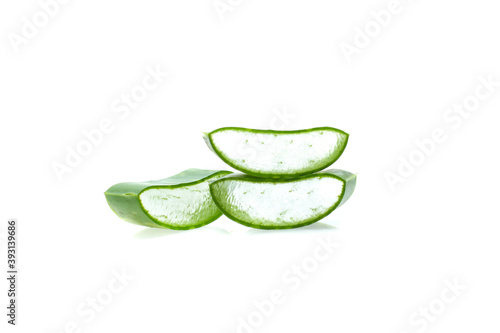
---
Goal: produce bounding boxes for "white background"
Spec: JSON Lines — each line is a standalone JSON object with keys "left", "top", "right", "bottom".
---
{"left": 1, "top": 0, "right": 500, "bottom": 332}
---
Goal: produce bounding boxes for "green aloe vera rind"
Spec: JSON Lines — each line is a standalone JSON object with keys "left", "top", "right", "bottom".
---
{"left": 204, "top": 127, "right": 349, "bottom": 178}
{"left": 105, "top": 168, "right": 232, "bottom": 230}
{"left": 209, "top": 169, "right": 356, "bottom": 229}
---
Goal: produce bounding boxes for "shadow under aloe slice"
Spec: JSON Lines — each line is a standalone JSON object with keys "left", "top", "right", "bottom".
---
{"left": 104, "top": 168, "right": 232, "bottom": 230}
{"left": 204, "top": 127, "right": 349, "bottom": 178}
{"left": 209, "top": 169, "right": 356, "bottom": 229}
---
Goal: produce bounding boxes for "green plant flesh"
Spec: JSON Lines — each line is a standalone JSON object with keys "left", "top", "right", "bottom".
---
{"left": 204, "top": 127, "right": 349, "bottom": 178}
{"left": 209, "top": 169, "right": 356, "bottom": 229}
{"left": 104, "top": 169, "right": 232, "bottom": 230}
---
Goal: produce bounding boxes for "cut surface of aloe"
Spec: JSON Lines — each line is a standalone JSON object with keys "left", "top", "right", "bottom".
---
{"left": 209, "top": 169, "right": 356, "bottom": 229}
{"left": 204, "top": 127, "right": 349, "bottom": 178}
{"left": 105, "top": 169, "right": 232, "bottom": 230}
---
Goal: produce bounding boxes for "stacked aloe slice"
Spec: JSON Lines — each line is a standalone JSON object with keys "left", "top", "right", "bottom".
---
{"left": 105, "top": 127, "right": 356, "bottom": 230}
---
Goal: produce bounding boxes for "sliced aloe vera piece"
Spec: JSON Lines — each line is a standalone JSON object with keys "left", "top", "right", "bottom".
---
{"left": 105, "top": 168, "right": 232, "bottom": 230}
{"left": 204, "top": 127, "right": 349, "bottom": 178}
{"left": 209, "top": 169, "right": 356, "bottom": 229}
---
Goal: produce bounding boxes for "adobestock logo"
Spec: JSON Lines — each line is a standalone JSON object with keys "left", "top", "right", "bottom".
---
{"left": 51, "top": 64, "right": 168, "bottom": 182}
{"left": 398, "top": 278, "right": 466, "bottom": 333}
{"left": 234, "top": 235, "right": 340, "bottom": 333}
{"left": 385, "top": 74, "right": 499, "bottom": 192}
{"left": 339, "top": 0, "right": 420, "bottom": 64}
{"left": 51, "top": 267, "right": 134, "bottom": 333}
{"left": 7, "top": 0, "right": 72, "bottom": 54}
{"left": 236, "top": 105, "right": 296, "bottom": 161}
{"left": 213, "top": 0, "right": 245, "bottom": 21}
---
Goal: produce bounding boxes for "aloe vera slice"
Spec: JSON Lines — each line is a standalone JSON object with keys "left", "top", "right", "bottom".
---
{"left": 105, "top": 169, "right": 232, "bottom": 230}
{"left": 203, "top": 127, "right": 349, "bottom": 178}
{"left": 209, "top": 169, "right": 356, "bottom": 229}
